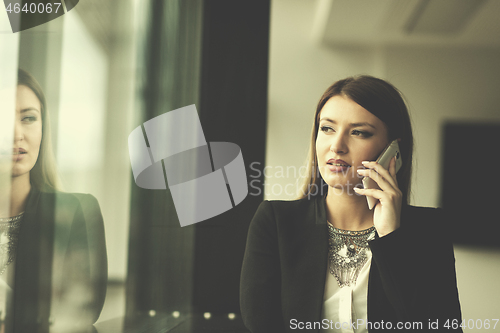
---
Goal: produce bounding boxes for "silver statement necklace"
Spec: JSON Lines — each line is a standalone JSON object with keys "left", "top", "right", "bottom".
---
{"left": 327, "top": 222, "right": 376, "bottom": 288}
{"left": 0, "top": 212, "right": 23, "bottom": 276}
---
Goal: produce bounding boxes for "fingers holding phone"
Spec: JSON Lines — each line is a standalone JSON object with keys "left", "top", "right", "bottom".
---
{"left": 358, "top": 139, "right": 402, "bottom": 210}
{"left": 353, "top": 140, "right": 404, "bottom": 237}
{"left": 359, "top": 158, "right": 399, "bottom": 191}
{"left": 355, "top": 157, "right": 402, "bottom": 207}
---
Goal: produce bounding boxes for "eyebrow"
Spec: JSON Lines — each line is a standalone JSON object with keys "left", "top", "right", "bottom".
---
{"left": 20, "top": 108, "right": 40, "bottom": 113}
{"left": 319, "top": 118, "right": 376, "bottom": 130}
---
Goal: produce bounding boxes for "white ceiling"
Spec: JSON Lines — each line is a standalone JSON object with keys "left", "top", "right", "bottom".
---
{"left": 312, "top": 0, "right": 500, "bottom": 48}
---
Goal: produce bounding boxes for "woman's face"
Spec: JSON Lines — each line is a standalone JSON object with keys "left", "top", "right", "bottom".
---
{"left": 12, "top": 85, "right": 43, "bottom": 179}
{"left": 316, "top": 95, "right": 389, "bottom": 192}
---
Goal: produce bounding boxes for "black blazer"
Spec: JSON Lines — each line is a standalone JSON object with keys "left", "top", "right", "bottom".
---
{"left": 240, "top": 196, "right": 462, "bottom": 332}
{"left": 11, "top": 187, "right": 107, "bottom": 332}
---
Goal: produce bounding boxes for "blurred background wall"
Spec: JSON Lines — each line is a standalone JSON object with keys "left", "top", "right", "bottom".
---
{"left": 265, "top": 0, "right": 500, "bottom": 325}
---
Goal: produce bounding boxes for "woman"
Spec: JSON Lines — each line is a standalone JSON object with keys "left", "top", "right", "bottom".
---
{"left": 0, "top": 69, "right": 107, "bottom": 332}
{"left": 240, "top": 76, "right": 462, "bottom": 332}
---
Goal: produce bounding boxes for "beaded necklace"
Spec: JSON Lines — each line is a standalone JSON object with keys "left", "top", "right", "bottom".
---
{"left": 0, "top": 212, "right": 23, "bottom": 276}
{"left": 327, "top": 222, "right": 376, "bottom": 287}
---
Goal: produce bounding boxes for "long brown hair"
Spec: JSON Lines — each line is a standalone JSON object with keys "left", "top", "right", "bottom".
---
{"left": 299, "top": 75, "right": 413, "bottom": 205}
{"left": 17, "top": 68, "right": 60, "bottom": 192}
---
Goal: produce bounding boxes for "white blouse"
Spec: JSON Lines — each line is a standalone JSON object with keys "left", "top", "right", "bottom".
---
{"left": 321, "top": 250, "right": 372, "bottom": 333}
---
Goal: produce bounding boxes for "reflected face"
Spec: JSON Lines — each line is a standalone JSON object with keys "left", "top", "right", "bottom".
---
{"left": 316, "top": 95, "right": 389, "bottom": 190}
{"left": 12, "top": 85, "right": 43, "bottom": 178}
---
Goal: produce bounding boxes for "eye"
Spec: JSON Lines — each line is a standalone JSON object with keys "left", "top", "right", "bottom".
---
{"left": 320, "top": 126, "right": 334, "bottom": 133}
{"left": 22, "top": 116, "right": 38, "bottom": 123}
{"left": 352, "top": 130, "right": 373, "bottom": 138}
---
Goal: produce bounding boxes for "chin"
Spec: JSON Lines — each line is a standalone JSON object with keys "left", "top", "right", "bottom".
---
{"left": 11, "top": 166, "right": 30, "bottom": 178}
{"left": 324, "top": 177, "right": 361, "bottom": 190}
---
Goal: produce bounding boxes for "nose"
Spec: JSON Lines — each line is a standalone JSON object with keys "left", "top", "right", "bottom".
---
{"left": 329, "top": 133, "right": 348, "bottom": 154}
{"left": 13, "top": 120, "right": 23, "bottom": 142}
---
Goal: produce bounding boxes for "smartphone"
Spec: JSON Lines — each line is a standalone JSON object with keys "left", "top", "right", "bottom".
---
{"left": 361, "top": 139, "right": 402, "bottom": 210}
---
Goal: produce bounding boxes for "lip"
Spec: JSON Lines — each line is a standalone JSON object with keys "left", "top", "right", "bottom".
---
{"left": 326, "top": 158, "right": 351, "bottom": 172}
{"left": 13, "top": 148, "right": 27, "bottom": 154}
{"left": 327, "top": 158, "right": 351, "bottom": 166}
{"left": 12, "top": 148, "right": 27, "bottom": 161}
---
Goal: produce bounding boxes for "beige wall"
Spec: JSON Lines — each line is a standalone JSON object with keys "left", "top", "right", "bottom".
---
{"left": 385, "top": 46, "right": 500, "bottom": 207}
{"left": 267, "top": 0, "right": 500, "bottom": 323}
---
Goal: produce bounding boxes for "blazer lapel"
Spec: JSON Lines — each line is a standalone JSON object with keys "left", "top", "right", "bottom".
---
{"left": 284, "top": 196, "right": 328, "bottom": 330}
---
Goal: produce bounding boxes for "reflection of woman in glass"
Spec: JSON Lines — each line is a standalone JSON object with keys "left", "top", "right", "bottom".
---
{"left": 0, "top": 69, "right": 107, "bottom": 332}
{"left": 241, "top": 76, "right": 462, "bottom": 332}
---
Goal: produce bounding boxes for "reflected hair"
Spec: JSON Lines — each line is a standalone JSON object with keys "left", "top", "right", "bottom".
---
{"left": 299, "top": 75, "right": 413, "bottom": 205}
{"left": 18, "top": 68, "right": 60, "bottom": 192}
